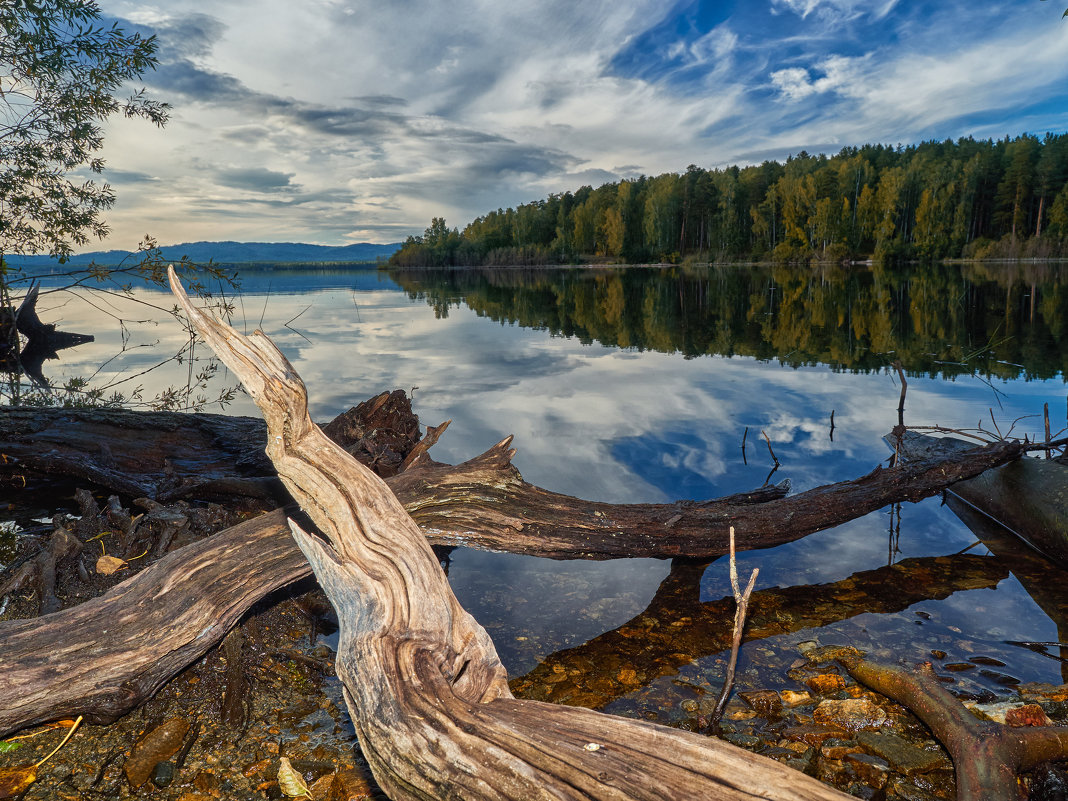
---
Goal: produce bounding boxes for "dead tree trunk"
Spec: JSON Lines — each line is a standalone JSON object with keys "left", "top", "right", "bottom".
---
{"left": 0, "top": 282, "right": 94, "bottom": 386}
{"left": 0, "top": 516, "right": 1006, "bottom": 740}
{"left": 168, "top": 266, "right": 853, "bottom": 800}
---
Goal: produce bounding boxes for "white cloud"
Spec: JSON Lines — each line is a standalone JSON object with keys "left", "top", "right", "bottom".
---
{"left": 770, "top": 55, "right": 864, "bottom": 101}
{"left": 771, "top": 0, "right": 899, "bottom": 23}
{"left": 84, "top": 0, "right": 1068, "bottom": 250}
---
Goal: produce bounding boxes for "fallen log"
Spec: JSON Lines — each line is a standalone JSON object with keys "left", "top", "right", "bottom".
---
{"left": 0, "top": 507, "right": 1007, "bottom": 740}
{"left": 387, "top": 433, "right": 1025, "bottom": 559}
{"left": 0, "top": 509, "right": 302, "bottom": 737}
{"left": 168, "top": 267, "right": 853, "bottom": 800}
{"left": 0, "top": 404, "right": 1028, "bottom": 560}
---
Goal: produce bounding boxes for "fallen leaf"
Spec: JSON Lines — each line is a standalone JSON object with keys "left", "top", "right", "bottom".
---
{"left": 0, "top": 766, "right": 36, "bottom": 798}
{"left": 0, "top": 715, "right": 83, "bottom": 797}
{"left": 278, "top": 756, "right": 311, "bottom": 798}
{"left": 96, "top": 555, "right": 127, "bottom": 575}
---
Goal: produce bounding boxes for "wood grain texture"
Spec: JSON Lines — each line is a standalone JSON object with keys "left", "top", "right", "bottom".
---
{"left": 0, "top": 510, "right": 303, "bottom": 737}
{"left": 0, "top": 406, "right": 1025, "bottom": 560}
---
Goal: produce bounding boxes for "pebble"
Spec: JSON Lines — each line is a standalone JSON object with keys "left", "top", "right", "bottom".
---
{"left": 779, "top": 724, "right": 848, "bottom": 748}
{"left": 856, "top": 731, "right": 949, "bottom": 774}
{"left": 820, "top": 738, "right": 862, "bottom": 760}
{"left": 124, "top": 717, "right": 191, "bottom": 787}
{"left": 813, "top": 699, "right": 888, "bottom": 731}
{"left": 152, "top": 761, "right": 176, "bottom": 788}
{"left": 739, "top": 689, "right": 782, "bottom": 717}
{"left": 722, "top": 732, "right": 762, "bottom": 749}
{"left": 780, "top": 689, "right": 814, "bottom": 708}
{"left": 845, "top": 753, "right": 890, "bottom": 787}
{"left": 1005, "top": 703, "right": 1052, "bottom": 727}
{"left": 805, "top": 673, "right": 846, "bottom": 695}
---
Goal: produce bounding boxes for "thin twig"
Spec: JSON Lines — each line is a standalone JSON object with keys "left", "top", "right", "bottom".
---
{"left": 988, "top": 409, "right": 1003, "bottom": 439}
{"left": 709, "top": 526, "right": 759, "bottom": 729}
{"left": 829, "top": 409, "right": 835, "bottom": 442}
{"left": 1045, "top": 403, "right": 1052, "bottom": 460}
{"left": 741, "top": 426, "right": 749, "bottom": 466}
{"left": 761, "top": 430, "right": 779, "bottom": 466}
{"left": 893, "top": 360, "right": 907, "bottom": 428}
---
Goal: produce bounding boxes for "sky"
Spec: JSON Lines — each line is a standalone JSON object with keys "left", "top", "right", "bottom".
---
{"left": 90, "top": 0, "right": 1068, "bottom": 249}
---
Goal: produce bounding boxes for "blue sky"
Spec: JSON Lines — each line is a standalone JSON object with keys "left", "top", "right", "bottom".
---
{"left": 92, "top": 0, "right": 1068, "bottom": 248}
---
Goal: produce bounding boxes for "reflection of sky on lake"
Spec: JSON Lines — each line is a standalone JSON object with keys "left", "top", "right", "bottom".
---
{"left": 26, "top": 267, "right": 1068, "bottom": 686}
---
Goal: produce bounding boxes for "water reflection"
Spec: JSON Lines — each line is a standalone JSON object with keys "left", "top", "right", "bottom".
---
{"left": 510, "top": 553, "right": 1010, "bottom": 708}
{"left": 10, "top": 262, "right": 1068, "bottom": 709}
{"left": 393, "top": 261, "right": 1068, "bottom": 380}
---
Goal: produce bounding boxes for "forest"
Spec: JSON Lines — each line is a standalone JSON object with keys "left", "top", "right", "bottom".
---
{"left": 389, "top": 134, "right": 1068, "bottom": 267}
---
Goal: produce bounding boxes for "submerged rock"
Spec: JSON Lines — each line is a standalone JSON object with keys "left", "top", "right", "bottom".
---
{"left": 813, "top": 699, "right": 888, "bottom": 731}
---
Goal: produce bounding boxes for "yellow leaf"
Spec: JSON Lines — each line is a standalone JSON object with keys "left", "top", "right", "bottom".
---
{"left": 96, "top": 555, "right": 127, "bottom": 575}
{"left": 277, "top": 756, "right": 312, "bottom": 798}
{"left": 0, "top": 766, "right": 36, "bottom": 798}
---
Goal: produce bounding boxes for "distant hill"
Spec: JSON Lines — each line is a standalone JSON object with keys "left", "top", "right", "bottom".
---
{"left": 4, "top": 240, "right": 403, "bottom": 267}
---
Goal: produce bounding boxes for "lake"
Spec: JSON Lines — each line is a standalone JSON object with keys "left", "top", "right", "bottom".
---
{"left": 12, "top": 260, "right": 1068, "bottom": 732}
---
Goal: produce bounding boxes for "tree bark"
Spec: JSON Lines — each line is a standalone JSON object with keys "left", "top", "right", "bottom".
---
{"left": 838, "top": 652, "right": 1068, "bottom": 801}
{"left": 167, "top": 266, "right": 853, "bottom": 800}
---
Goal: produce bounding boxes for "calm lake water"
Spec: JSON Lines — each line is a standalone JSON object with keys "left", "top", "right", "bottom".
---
{"left": 16, "top": 261, "right": 1068, "bottom": 721}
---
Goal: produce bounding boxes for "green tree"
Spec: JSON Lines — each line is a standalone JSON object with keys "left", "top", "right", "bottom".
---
{"left": 0, "top": 2, "right": 239, "bottom": 410}
{"left": 0, "top": 0, "right": 169, "bottom": 260}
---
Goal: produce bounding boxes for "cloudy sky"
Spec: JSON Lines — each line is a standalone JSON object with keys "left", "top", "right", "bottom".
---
{"left": 93, "top": 0, "right": 1068, "bottom": 249}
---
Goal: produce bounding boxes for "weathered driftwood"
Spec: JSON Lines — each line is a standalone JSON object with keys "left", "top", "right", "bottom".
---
{"left": 0, "top": 510, "right": 302, "bottom": 737}
{"left": 386, "top": 434, "right": 1024, "bottom": 559}
{"left": 0, "top": 404, "right": 1027, "bottom": 560}
{"left": 169, "top": 267, "right": 852, "bottom": 800}
{"left": 893, "top": 430, "right": 1068, "bottom": 567}
{"left": 838, "top": 652, "right": 1068, "bottom": 801}
{"left": 1, "top": 282, "right": 94, "bottom": 386}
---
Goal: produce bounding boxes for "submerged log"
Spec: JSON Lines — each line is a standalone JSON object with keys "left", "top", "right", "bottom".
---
{"left": 510, "top": 552, "right": 1010, "bottom": 709}
{"left": 168, "top": 267, "right": 852, "bottom": 800}
{"left": 839, "top": 651, "right": 1068, "bottom": 801}
{"left": 0, "top": 405, "right": 1027, "bottom": 560}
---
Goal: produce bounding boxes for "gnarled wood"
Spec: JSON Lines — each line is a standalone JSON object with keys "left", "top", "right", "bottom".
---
{"left": 0, "top": 516, "right": 1008, "bottom": 741}
{"left": 839, "top": 652, "right": 1068, "bottom": 801}
{"left": 388, "top": 434, "right": 1024, "bottom": 559}
{"left": 169, "top": 266, "right": 852, "bottom": 800}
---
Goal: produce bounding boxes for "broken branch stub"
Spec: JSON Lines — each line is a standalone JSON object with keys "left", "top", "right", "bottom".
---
{"left": 169, "top": 265, "right": 850, "bottom": 800}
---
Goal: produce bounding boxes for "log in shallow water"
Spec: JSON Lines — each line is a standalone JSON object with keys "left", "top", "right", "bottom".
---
{"left": 0, "top": 403, "right": 1026, "bottom": 559}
